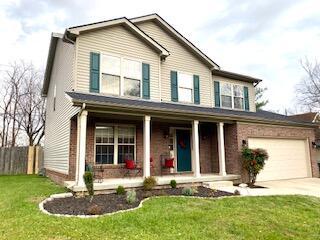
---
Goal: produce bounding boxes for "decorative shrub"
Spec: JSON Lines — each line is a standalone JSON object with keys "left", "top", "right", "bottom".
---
{"left": 83, "top": 171, "right": 94, "bottom": 199}
{"left": 86, "top": 204, "right": 103, "bottom": 215}
{"left": 116, "top": 185, "right": 125, "bottom": 195}
{"left": 170, "top": 180, "right": 177, "bottom": 188}
{"left": 143, "top": 176, "right": 157, "bottom": 190}
{"left": 242, "top": 147, "right": 269, "bottom": 187}
{"left": 182, "top": 187, "right": 198, "bottom": 196}
{"left": 126, "top": 190, "right": 137, "bottom": 204}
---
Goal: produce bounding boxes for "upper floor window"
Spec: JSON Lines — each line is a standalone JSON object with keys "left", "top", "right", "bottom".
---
{"left": 178, "top": 72, "right": 193, "bottom": 103}
{"left": 220, "top": 82, "right": 245, "bottom": 110}
{"left": 233, "top": 85, "right": 244, "bottom": 110}
{"left": 221, "top": 83, "right": 232, "bottom": 108}
{"left": 100, "top": 54, "right": 141, "bottom": 98}
{"left": 123, "top": 59, "right": 141, "bottom": 97}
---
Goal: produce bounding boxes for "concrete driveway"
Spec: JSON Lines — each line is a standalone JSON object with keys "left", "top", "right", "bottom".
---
{"left": 218, "top": 178, "right": 320, "bottom": 197}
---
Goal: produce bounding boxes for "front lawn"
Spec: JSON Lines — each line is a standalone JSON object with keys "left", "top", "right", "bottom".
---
{"left": 1, "top": 175, "right": 320, "bottom": 240}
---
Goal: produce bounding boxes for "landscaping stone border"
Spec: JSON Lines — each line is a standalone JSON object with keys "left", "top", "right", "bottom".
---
{"left": 39, "top": 192, "right": 239, "bottom": 218}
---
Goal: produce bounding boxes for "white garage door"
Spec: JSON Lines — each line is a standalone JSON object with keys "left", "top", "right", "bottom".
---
{"left": 248, "top": 138, "right": 311, "bottom": 181}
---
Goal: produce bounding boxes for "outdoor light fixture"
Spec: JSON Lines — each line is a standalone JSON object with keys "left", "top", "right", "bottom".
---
{"left": 312, "top": 141, "right": 317, "bottom": 148}
{"left": 163, "top": 129, "right": 169, "bottom": 139}
{"left": 242, "top": 140, "right": 247, "bottom": 147}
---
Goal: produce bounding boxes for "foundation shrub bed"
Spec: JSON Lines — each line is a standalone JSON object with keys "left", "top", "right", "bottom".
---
{"left": 43, "top": 186, "right": 234, "bottom": 216}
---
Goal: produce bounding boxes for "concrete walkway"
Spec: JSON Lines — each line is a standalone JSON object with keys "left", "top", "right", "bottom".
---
{"left": 217, "top": 178, "right": 320, "bottom": 197}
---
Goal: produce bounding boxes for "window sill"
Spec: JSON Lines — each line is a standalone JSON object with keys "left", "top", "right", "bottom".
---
{"left": 94, "top": 163, "right": 126, "bottom": 169}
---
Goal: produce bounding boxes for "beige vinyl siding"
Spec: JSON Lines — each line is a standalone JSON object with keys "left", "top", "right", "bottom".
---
{"left": 75, "top": 25, "right": 160, "bottom": 100}
{"left": 213, "top": 75, "right": 256, "bottom": 112}
{"left": 44, "top": 39, "right": 78, "bottom": 174}
{"left": 136, "top": 21, "right": 213, "bottom": 107}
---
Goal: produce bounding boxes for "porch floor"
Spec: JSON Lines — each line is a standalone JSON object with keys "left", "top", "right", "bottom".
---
{"left": 65, "top": 174, "right": 240, "bottom": 192}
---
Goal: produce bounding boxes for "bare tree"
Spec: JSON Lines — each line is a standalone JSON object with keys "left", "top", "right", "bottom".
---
{"left": 0, "top": 83, "right": 13, "bottom": 147}
{"left": 18, "top": 65, "right": 45, "bottom": 146}
{"left": 255, "top": 87, "right": 269, "bottom": 110}
{"left": 0, "top": 61, "right": 45, "bottom": 146}
{"left": 297, "top": 58, "right": 320, "bottom": 111}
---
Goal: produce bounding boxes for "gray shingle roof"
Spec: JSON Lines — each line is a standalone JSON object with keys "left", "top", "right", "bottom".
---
{"left": 66, "top": 91, "right": 315, "bottom": 127}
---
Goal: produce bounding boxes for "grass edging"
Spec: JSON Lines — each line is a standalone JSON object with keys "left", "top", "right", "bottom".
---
{"left": 39, "top": 193, "right": 241, "bottom": 218}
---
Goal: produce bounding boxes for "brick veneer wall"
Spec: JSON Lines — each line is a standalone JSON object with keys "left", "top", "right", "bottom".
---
{"left": 82, "top": 118, "right": 218, "bottom": 178}
{"left": 47, "top": 116, "right": 319, "bottom": 185}
{"left": 224, "top": 123, "right": 240, "bottom": 175}
{"left": 68, "top": 117, "right": 77, "bottom": 180}
{"left": 84, "top": 117, "right": 144, "bottom": 178}
{"left": 45, "top": 169, "right": 69, "bottom": 185}
{"left": 235, "top": 123, "right": 319, "bottom": 181}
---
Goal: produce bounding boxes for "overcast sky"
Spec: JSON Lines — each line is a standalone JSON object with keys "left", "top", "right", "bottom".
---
{"left": 0, "top": 0, "right": 319, "bottom": 113}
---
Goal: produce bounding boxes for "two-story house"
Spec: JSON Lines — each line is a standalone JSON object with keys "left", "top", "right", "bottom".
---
{"left": 42, "top": 14, "right": 319, "bottom": 191}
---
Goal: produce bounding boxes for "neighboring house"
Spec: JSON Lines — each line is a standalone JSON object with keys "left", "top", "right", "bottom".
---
{"left": 290, "top": 112, "right": 320, "bottom": 164}
{"left": 42, "top": 14, "right": 319, "bottom": 191}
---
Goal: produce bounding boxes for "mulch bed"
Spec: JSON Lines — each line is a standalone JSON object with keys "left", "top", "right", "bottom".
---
{"left": 43, "top": 186, "right": 234, "bottom": 216}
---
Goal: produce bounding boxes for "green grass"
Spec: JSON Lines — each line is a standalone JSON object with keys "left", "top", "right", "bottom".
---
{"left": 1, "top": 175, "right": 320, "bottom": 240}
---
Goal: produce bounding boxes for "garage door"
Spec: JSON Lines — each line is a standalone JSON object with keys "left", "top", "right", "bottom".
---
{"left": 248, "top": 138, "right": 311, "bottom": 181}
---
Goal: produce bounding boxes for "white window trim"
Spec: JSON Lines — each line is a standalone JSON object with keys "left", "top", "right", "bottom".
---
{"left": 220, "top": 82, "right": 233, "bottom": 109}
{"left": 99, "top": 52, "right": 143, "bottom": 99}
{"left": 94, "top": 123, "right": 137, "bottom": 165}
{"left": 219, "top": 82, "right": 245, "bottom": 111}
{"left": 177, "top": 71, "right": 194, "bottom": 104}
{"left": 233, "top": 84, "right": 245, "bottom": 110}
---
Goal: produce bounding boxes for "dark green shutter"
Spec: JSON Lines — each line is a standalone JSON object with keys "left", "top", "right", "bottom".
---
{"left": 142, "top": 63, "right": 150, "bottom": 99}
{"left": 214, "top": 81, "right": 220, "bottom": 107}
{"left": 171, "top": 71, "right": 178, "bottom": 102}
{"left": 193, "top": 75, "right": 200, "bottom": 104}
{"left": 244, "top": 86, "right": 249, "bottom": 111}
{"left": 90, "top": 52, "right": 100, "bottom": 93}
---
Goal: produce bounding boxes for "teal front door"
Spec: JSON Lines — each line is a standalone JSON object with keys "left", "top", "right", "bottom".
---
{"left": 176, "top": 129, "right": 192, "bottom": 172}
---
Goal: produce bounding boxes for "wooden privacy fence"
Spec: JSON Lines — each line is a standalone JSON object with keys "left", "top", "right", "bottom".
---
{"left": 0, "top": 146, "right": 43, "bottom": 175}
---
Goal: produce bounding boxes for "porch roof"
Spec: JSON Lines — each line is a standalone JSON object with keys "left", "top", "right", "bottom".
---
{"left": 66, "top": 91, "right": 316, "bottom": 127}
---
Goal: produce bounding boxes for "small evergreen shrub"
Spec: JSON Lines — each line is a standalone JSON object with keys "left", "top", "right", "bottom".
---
{"left": 116, "top": 185, "right": 125, "bottom": 195}
{"left": 83, "top": 171, "right": 94, "bottom": 198}
{"left": 126, "top": 190, "right": 137, "bottom": 204}
{"left": 182, "top": 187, "right": 197, "bottom": 196}
{"left": 143, "top": 176, "right": 157, "bottom": 190}
{"left": 86, "top": 204, "right": 103, "bottom": 215}
{"left": 170, "top": 179, "right": 177, "bottom": 188}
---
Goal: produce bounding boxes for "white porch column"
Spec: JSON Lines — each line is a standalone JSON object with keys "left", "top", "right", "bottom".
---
{"left": 192, "top": 120, "right": 201, "bottom": 178}
{"left": 77, "top": 110, "right": 88, "bottom": 187}
{"left": 217, "top": 122, "right": 227, "bottom": 176}
{"left": 143, "top": 115, "right": 151, "bottom": 178}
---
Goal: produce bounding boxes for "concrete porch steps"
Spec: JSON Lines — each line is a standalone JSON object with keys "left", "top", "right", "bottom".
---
{"left": 203, "top": 181, "right": 234, "bottom": 189}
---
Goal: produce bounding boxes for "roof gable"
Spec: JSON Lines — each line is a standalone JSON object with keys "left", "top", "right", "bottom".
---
{"left": 66, "top": 17, "right": 169, "bottom": 58}
{"left": 131, "top": 14, "right": 220, "bottom": 69}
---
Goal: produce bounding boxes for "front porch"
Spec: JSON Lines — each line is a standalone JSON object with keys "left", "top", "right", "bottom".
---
{"left": 69, "top": 109, "right": 241, "bottom": 191}
{"left": 66, "top": 173, "right": 240, "bottom": 192}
